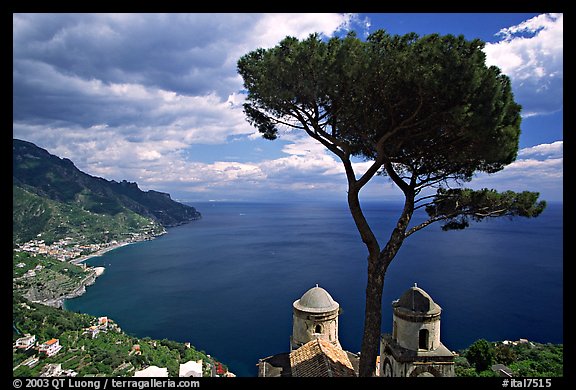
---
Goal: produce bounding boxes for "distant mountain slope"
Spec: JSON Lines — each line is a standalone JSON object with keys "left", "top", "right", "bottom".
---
{"left": 13, "top": 138, "right": 200, "bottom": 244}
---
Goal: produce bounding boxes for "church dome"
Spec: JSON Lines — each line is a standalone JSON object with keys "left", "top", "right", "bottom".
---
{"left": 293, "top": 285, "right": 339, "bottom": 313}
{"left": 394, "top": 285, "right": 441, "bottom": 315}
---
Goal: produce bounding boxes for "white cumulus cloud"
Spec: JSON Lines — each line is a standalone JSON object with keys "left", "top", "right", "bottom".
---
{"left": 518, "top": 141, "right": 563, "bottom": 159}
{"left": 470, "top": 141, "right": 563, "bottom": 201}
{"left": 484, "top": 13, "right": 563, "bottom": 117}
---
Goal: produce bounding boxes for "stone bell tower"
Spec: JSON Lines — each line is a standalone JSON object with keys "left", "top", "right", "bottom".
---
{"left": 379, "top": 284, "right": 455, "bottom": 377}
{"left": 290, "top": 285, "right": 341, "bottom": 352}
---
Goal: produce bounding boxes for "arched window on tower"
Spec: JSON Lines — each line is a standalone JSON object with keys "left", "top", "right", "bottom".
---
{"left": 314, "top": 324, "right": 322, "bottom": 334}
{"left": 419, "top": 329, "right": 429, "bottom": 350}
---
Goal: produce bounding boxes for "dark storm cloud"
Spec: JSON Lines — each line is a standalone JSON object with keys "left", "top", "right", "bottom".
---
{"left": 13, "top": 13, "right": 354, "bottom": 133}
{"left": 12, "top": 13, "right": 357, "bottom": 199}
{"left": 13, "top": 13, "right": 258, "bottom": 98}
{"left": 13, "top": 14, "right": 252, "bottom": 130}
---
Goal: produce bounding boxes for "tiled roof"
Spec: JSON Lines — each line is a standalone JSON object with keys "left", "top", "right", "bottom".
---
{"left": 45, "top": 339, "right": 58, "bottom": 345}
{"left": 289, "top": 339, "right": 356, "bottom": 377}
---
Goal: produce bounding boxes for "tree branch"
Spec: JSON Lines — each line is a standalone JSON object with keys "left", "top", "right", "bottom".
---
{"left": 413, "top": 201, "right": 435, "bottom": 212}
{"left": 472, "top": 208, "right": 508, "bottom": 217}
{"left": 405, "top": 215, "right": 450, "bottom": 237}
{"left": 288, "top": 106, "right": 348, "bottom": 160}
{"left": 406, "top": 207, "right": 520, "bottom": 238}
{"left": 414, "top": 172, "right": 468, "bottom": 192}
{"left": 383, "top": 158, "right": 411, "bottom": 194}
{"left": 270, "top": 115, "right": 307, "bottom": 130}
{"left": 395, "top": 85, "right": 424, "bottom": 130}
{"left": 356, "top": 157, "right": 385, "bottom": 190}
{"left": 293, "top": 104, "right": 352, "bottom": 155}
{"left": 414, "top": 193, "right": 441, "bottom": 204}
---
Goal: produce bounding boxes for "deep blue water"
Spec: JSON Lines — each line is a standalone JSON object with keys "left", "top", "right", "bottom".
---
{"left": 65, "top": 201, "right": 563, "bottom": 377}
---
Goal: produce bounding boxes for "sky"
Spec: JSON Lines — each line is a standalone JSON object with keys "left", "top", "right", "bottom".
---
{"left": 12, "top": 13, "right": 563, "bottom": 203}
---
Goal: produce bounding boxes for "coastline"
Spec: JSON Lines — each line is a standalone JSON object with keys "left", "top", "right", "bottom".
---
{"left": 62, "top": 233, "right": 166, "bottom": 308}
{"left": 39, "top": 267, "right": 103, "bottom": 309}
{"left": 70, "top": 240, "right": 136, "bottom": 265}
{"left": 21, "top": 240, "right": 146, "bottom": 309}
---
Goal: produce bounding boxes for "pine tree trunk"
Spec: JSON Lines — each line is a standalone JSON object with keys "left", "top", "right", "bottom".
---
{"left": 357, "top": 230, "right": 407, "bottom": 376}
{"left": 358, "top": 253, "right": 385, "bottom": 377}
{"left": 356, "top": 195, "right": 414, "bottom": 377}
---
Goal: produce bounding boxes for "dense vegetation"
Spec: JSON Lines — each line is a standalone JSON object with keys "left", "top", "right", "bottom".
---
{"left": 13, "top": 138, "right": 201, "bottom": 246}
{"left": 455, "top": 338, "right": 563, "bottom": 377}
{"left": 13, "top": 252, "right": 90, "bottom": 304}
{"left": 13, "top": 295, "right": 221, "bottom": 377}
{"left": 13, "top": 185, "right": 162, "bottom": 245}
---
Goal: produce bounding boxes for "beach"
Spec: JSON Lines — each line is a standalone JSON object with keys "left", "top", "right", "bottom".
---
{"left": 70, "top": 241, "right": 134, "bottom": 264}
{"left": 93, "top": 267, "right": 106, "bottom": 277}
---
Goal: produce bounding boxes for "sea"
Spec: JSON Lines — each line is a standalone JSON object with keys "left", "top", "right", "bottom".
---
{"left": 64, "top": 201, "right": 563, "bottom": 377}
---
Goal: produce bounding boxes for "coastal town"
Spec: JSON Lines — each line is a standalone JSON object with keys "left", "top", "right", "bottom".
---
{"left": 14, "top": 228, "right": 163, "bottom": 264}
{"left": 12, "top": 233, "right": 162, "bottom": 309}
{"left": 13, "top": 307, "right": 235, "bottom": 378}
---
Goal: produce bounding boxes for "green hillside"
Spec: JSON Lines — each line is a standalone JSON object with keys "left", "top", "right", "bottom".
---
{"left": 13, "top": 138, "right": 201, "bottom": 245}
{"left": 13, "top": 185, "right": 162, "bottom": 245}
{"left": 455, "top": 338, "right": 563, "bottom": 377}
{"left": 13, "top": 251, "right": 92, "bottom": 304}
{"left": 13, "top": 294, "right": 221, "bottom": 377}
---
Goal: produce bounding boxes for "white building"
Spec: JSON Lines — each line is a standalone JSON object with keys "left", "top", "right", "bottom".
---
{"left": 98, "top": 316, "right": 109, "bottom": 329}
{"left": 134, "top": 366, "right": 169, "bottom": 377}
{"left": 85, "top": 326, "right": 100, "bottom": 339}
{"left": 15, "top": 334, "right": 36, "bottom": 350}
{"left": 39, "top": 363, "right": 78, "bottom": 377}
{"left": 179, "top": 360, "right": 203, "bottom": 377}
{"left": 39, "top": 338, "right": 62, "bottom": 357}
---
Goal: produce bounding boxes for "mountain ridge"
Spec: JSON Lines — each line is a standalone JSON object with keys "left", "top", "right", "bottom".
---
{"left": 13, "top": 138, "right": 200, "bottom": 245}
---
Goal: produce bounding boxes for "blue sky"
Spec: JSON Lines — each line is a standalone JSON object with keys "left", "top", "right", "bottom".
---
{"left": 13, "top": 13, "right": 563, "bottom": 202}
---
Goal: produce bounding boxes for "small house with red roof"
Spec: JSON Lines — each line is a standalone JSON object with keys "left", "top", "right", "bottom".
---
{"left": 39, "top": 338, "right": 62, "bottom": 357}
{"left": 84, "top": 325, "right": 100, "bottom": 339}
{"left": 98, "top": 316, "right": 108, "bottom": 329}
